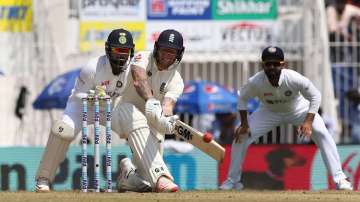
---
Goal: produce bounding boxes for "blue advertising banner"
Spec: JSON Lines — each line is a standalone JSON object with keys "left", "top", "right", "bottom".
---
{"left": 147, "top": 0, "right": 212, "bottom": 20}
{"left": 311, "top": 145, "right": 360, "bottom": 190}
{"left": 0, "top": 146, "right": 218, "bottom": 191}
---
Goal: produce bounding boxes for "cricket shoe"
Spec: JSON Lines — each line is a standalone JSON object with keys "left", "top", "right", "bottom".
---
{"left": 155, "top": 176, "right": 179, "bottom": 193}
{"left": 219, "top": 178, "right": 243, "bottom": 190}
{"left": 35, "top": 177, "right": 50, "bottom": 192}
{"left": 117, "top": 158, "right": 152, "bottom": 192}
{"left": 336, "top": 179, "right": 353, "bottom": 191}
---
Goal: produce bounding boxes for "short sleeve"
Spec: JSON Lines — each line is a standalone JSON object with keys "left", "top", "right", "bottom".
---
{"left": 164, "top": 71, "right": 184, "bottom": 102}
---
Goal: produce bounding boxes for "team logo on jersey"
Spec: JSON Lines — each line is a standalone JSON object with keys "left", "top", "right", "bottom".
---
{"left": 116, "top": 81, "right": 123, "bottom": 88}
{"left": 119, "top": 33, "right": 127, "bottom": 44}
{"left": 160, "top": 82, "right": 166, "bottom": 95}
{"left": 284, "top": 90, "right": 292, "bottom": 96}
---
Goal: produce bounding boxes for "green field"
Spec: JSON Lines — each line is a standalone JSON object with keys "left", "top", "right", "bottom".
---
{"left": 0, "top": 191, "right": 359, "bottom": 202}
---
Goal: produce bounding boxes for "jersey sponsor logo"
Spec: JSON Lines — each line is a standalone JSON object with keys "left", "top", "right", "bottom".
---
{"left": 264, "top": 92, "right": 273, "bottom": 96}
{"left": 101, "top": 80, "right": 110, "bottom": 86}
{"left": 266, "top": 99, "right": 289, "bottom": 104}
{"left": 284, "top": 90, "right": 292, "bottom": 96}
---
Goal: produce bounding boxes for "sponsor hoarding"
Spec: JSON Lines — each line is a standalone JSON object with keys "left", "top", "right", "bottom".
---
{"left": 79, "top": 21, "right": 145, "bottom": 52}
{"left": 146, "top": 21, "right": 275, "bottom": 52}
{"left": 219, "top": 144, "right": 360, "bottom": 190}
{"left": 0, "top": 146, "right": 217, "bottom": 191}
{"left": 146, "top": 21, "right": 215, "bottom": 51}
{"left": 79, "top": 0, "right": 145, "bottom": 21}
{"left": 147, "top": 0, "right": 212, "bottom": 20}
{"left": 0, "top": 0, "right": 32, "bottom": 32}
{"left": 212, "top": 0, "right": 277, "bottom": 20}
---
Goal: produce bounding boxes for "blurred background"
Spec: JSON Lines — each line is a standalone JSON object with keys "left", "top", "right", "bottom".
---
{"left": 0, "top": 0, "right": 359, "bottom": 192}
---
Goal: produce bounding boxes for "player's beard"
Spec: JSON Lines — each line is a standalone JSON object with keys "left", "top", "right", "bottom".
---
{"left": 155, "top": 57, "right": 176, "bottom": 71}
{"left": 265, "top": 69, "right": 281, "bottom": 86}
{"left": 110, "top": 59, "right": 126, "bottom": 75}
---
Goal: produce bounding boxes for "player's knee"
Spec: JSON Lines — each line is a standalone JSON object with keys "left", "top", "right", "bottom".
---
{"left": 51, "top": 120, "right": 76, "bottom": 141}
{"left": 114, "top": 103, "right": 148, "bottom": 134}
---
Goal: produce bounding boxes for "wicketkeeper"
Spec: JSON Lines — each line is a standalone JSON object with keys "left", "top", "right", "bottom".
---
{"left": 35, "top": 28, "right": 184, "bottom": 193}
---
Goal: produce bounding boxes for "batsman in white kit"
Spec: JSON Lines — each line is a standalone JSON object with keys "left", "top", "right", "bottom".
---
{"left": 220, "top": 46, "right": 353, "bottom": 191}
{"left": 35, "top": 28, "right": 184, "bottom": 193}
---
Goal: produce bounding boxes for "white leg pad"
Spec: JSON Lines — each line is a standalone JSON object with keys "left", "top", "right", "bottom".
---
{"left": 35, "top": 132, "right": 71, "bottom": 182}
{"left": 128, "top": 127, "right": 173, "bottom": 187}
{"left": 113, "top": 102, "right": 173, "bottom": 187}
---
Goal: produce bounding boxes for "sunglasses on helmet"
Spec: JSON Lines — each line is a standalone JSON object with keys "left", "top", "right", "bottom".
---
{"left": 109, "top": 47, "right": 131, "bottom": 54}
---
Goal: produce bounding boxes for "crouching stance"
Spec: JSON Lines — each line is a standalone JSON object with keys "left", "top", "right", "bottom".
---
{"left": 35, "top": 28, "right": 182, "bottom": 193}
{"left": 220, "top": 46, "right": 353, "bottom": 191}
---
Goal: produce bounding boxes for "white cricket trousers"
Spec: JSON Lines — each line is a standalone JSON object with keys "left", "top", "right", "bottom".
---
{"left": 226, "top": 102, "right": 347, "bottom": 185}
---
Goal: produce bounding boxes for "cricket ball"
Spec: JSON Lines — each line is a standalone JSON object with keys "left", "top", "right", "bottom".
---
{"left": 203, "top": 132, "right": 213, "bottom": 143}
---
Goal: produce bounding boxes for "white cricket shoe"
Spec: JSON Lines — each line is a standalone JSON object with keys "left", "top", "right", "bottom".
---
{"left": 155, "top": 176, "right": 179, "bottom": 193}
{"left": 219, "top": 178, "right": 243, "bottom": 190}
{"left": 233, "top": 182, "right": 244, "bottom": 190}
{"left": 336, "top": 179, "right": 353, "bottom": 191}
{"left": 35, "top": 177, "right": 50, "bottom": 192}
{"left": 117, "top": 158, "right": 151, "bottom": 192}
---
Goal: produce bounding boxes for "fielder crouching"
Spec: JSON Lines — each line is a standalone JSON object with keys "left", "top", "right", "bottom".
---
{"left": 35, "top": 28, "right": 184, "bottom": 193}
{"left": 220, "top": 46, "right": 353, "bottom": 191}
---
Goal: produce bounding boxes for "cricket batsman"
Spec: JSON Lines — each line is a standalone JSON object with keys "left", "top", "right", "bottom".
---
{"left": 35, "top": 28, "right": 183, "bottom": 193}
{"left": 116, "top": 29, "right": 185, "bottom": 192}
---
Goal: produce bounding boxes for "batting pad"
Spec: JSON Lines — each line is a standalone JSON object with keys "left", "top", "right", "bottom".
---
{"left": 127, "top": 127, "right": 173, "bottom": 187}
{"left": 36, "top": 132, "right": 71, "bottom": 182}
{"left": 111, "top": 103, "right": 149, "bottom": 138}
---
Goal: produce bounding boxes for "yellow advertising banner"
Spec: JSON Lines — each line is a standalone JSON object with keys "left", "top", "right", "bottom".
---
{"left": 80, "top": 21, "right": 145, "bottom": 52}
{"left": 0, "top": 0, "right": 32, "bottom": 32}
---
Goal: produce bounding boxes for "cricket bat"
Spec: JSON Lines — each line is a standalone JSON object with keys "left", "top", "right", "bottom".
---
{"left": 173, "top": 120, "right": 225, "bottom": 162}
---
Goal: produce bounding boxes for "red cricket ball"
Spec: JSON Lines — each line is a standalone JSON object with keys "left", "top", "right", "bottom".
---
{"left": 203, "top": 132, "right": 213, "bottom": 143}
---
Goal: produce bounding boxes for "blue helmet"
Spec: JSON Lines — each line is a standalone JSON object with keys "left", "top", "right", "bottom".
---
{"left": 153, "top": 29, "right": 185, "bottom": 66}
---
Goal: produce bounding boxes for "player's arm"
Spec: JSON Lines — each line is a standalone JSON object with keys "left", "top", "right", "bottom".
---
{"left": 69, "top": 60, "right": 97, "bottom": 101}
{"left": 162, "top": 73, "right": 184, "bottom": 116}
{"left": 296, "top": 73, "right": 321, "bottom": 137}
{"left": 131, "top": 64, "right": 153, "bottom": 101}
{"left": 234, "top": 82, "right": 255, "bottom": 142}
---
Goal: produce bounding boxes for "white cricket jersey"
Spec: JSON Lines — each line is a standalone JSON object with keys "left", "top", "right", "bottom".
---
{"left": 120, "top": 51, "right": 184, "bottom": 113}
{"left": 67, "top": 55, "right": 130, "bottom": 106}
{"left": 238, "top": 69, "right": 321, "bottom": 113}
